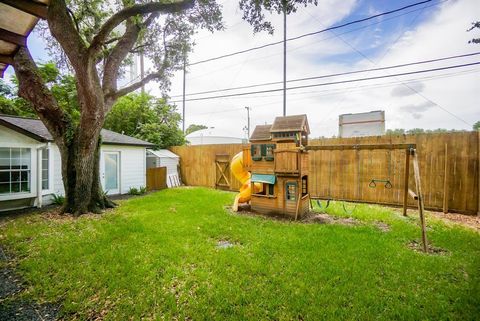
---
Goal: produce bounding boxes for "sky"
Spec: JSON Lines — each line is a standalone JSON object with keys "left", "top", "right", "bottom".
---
{"left": 6, "top": 0, "right": 480, "bottom": 138}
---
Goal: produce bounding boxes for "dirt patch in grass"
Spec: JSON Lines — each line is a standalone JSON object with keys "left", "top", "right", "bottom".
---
{"left": 374, "top": 221, "right": 391, "bottom": 232}
{"left": 407, "top": 240, "right": 449, "bottom": 255}
{"left": 302, "top": 213, "right": 360, "bottom": 226}
{"left": 228, "top": 206, "right": 360, "bottom": 226}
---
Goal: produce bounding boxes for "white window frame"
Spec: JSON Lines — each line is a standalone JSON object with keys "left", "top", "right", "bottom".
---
{"left": 0, "top": 147, "right": 32, "bottom": 195}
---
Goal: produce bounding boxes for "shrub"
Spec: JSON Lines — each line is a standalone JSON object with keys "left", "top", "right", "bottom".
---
{"left": 139, "top": 186, "right": 147, "bottom": 194}
{"left": 128, "top": 187, "right": 140, "bottom": 195}
{"left": 52, "top": 194, "right": 65, "bottom": 205}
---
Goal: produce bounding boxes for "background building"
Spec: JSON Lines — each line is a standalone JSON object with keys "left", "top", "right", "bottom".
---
{"left": 338, "top": 110, "right": 385, "bottom": 138}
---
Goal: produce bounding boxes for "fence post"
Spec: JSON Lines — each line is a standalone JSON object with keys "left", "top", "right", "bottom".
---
{"left": 403, "top": 150, "right": 410, "bottom": 216}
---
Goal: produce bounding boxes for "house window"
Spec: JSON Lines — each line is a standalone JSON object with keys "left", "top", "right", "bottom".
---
{"left": 0, "top": 148, "right": 31, "bottom": 194}
{"left": 265, "top": 144, "right": 275, "bottom": 161}
{"left": 251, "top": 144, "right": 262, "bottom": 161}
{"left": 42, "top": 149, "right": 49, "bottom": 190}
{"left": 286, "top": 182, "right": 297, "bottom": 201}
{"left": 302, "top": 176, "right": 308, "bottom": 196}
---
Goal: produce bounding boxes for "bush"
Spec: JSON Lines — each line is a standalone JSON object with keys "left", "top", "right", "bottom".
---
{"left": 52, "top": 194, "right": 65, "bottom": 205}
{"left": 139, "top": 186, "right": 147, "bottom": 194}
{"left": 128, "top": 187, "right": 139, "bottom": 195}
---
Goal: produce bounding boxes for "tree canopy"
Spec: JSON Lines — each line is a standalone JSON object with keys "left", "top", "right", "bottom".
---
{"left": 473, "top": 121, "right": 480, "bottom": 131}
{"left": 186, "top": 124, "right": 208, "bottom": 135}
{"left": 468, "top": 21, "right": 480, "bottom": 44}
{"left": 104, "top": 93, "right": 185, "bottom": 149}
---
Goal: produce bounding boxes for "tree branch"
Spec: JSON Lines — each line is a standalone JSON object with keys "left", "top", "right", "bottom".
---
{"left": 12, "top": 47, "right": 70, "bottom": 141}
{"left": 107, "top": 73, "right": 162, "bottom": 103}
{"left": 102, "top": 13, "right": 159, "bottom": 100}
{"left": 47, "top": 0, "right": 88, "bottom": 72}
{"left": 89, "top": 0, "right": 195, "bottom": 55}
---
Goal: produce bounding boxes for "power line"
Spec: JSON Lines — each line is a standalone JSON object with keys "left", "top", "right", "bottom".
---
{"left": 171, "top": 52, "right": 480, "bottom": 98}
{"left": 169, "top": 61, "right": 480, "bottom": 103}
{"left": 187, "top": 68, "right": 480, "bottom": 107}
{"left": 186, "top": 68, "right": 480, "bottom": 117}
{"left": 187, "top": 0, "right": 433, "bottom": 66}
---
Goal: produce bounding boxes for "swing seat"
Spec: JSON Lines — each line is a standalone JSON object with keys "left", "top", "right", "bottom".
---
{"left": 342, "top": 201, "right": 357, "bottom": 214}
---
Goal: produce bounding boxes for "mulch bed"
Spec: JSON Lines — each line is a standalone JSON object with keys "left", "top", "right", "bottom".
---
{"left": 428, "top": 211, "right": 480, "bottom": 232}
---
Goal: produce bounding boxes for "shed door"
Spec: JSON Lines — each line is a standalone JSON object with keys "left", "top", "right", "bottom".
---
{"left": 102, "top": 152, "right": 120, "bottom": 195}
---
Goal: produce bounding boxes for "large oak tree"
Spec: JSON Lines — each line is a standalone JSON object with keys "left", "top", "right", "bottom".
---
{"left": 12, "top": 0, "right": 316, "bottom": 215}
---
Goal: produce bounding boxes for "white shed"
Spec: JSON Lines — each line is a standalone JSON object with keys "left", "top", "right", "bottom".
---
{"left": 146, "top": 149, "right": 181, "bottom": 187}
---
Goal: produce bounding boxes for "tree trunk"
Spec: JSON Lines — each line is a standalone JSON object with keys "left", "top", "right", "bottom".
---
{"left": 59, "top": 130, "right": 116, "bottom": 216}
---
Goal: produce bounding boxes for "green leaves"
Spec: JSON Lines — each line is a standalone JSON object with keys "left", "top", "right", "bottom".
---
{"left": 104, "top": 93, "right": 185, "bottom": 149}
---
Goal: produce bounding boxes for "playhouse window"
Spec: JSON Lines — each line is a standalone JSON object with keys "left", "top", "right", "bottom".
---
{"left": 0, "top": 148, "right": 31, "bottom": 194}
{"left": 42, "top": 149, "right": 49, "bottom": 190}
{"left": 254, "top": 183, "right": 275, "bottom": 196}
{"left": 286, "top": 182, "right": 297, "bottom": 201}
{"left": 265, "top": 144, "right": 275, "bottom": 161}
{"left": 301, "top": 176, "right": 308, "bottom": 196}
{"left": 251, "top": 144, "right": 262, "bottom": 161}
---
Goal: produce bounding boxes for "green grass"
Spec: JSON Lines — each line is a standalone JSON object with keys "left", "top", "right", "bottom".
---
{"left": 1, "top": 187, "right": 479, "bottom": 320}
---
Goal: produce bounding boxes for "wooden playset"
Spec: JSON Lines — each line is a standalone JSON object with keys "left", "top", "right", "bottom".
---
{"left": 232, "top": 114, "right": 311, "bottom": 219}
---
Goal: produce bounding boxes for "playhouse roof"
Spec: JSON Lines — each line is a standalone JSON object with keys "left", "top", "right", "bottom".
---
{"left": 270, "top": 114, "right": 310, "bottom": 134}
{"left": 249, "top": 124, "right": 272, "bottom": 141}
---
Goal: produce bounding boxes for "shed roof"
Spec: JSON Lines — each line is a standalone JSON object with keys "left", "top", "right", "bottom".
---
{"left": 0, "top": 114, "right": 154, "bottom": 147}
{"left": 0, "top": 1, "right": 49, "bottom": 77}
{"left": 249, "top": 124, "right": 272, "bottom": 141}
{"left": 147, "top": 149, "right": 179, "bottom": 159}
{"left": 270, "top": 114, "right": 310, "bottom": 134}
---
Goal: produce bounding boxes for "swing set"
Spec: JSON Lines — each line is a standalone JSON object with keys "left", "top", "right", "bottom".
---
{"left": 306, "top": 143, "right": 429, "bottom": 253}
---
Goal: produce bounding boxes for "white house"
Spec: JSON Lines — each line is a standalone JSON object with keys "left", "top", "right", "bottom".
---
{"left": 0, "top": 114, "right": 154, "bottom": 212}
{"left": 146, "top": 149, "right": 181, "bottom": 187}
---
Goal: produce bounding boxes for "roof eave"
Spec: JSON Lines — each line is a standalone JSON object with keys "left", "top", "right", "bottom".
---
{"left": 102, "top": 142, "right": 154, "bottom": 148}
{"left": 0, "top": 118, "right": 50, "bottom": 142}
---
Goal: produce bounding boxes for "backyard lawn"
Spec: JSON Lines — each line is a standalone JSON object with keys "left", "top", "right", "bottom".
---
{"left": 1, "top": 187, "right": 479, "bottom": 320}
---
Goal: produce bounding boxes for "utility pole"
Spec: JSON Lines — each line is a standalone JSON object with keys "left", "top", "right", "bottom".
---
{"left": 283, "top": 1, "right": 287, "bottom": 116}
{"left": 140, "top": 51, "right": 145, "bottom": 94}
{"left": 182, "top": 57, "right": 186, "bottom": 133}
{"left": 245, "top": 106, "right": 250, "bottom": 138}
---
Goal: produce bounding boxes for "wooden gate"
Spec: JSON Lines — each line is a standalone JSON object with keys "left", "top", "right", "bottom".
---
{"left": 146, "top": 167, "right": 167, "bottom": 191}
{"left": 215, "top": 154, "right": 231, "bottom": 190}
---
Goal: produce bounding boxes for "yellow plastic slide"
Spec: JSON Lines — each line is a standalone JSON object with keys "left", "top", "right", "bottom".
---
{"left": 230, "top": 151, "right": 261, "bottom": 211}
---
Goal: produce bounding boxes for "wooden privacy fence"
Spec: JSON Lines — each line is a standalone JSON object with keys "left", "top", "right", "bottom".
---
{"left": 171, "top": 131, "right": 480, "bottom": 215}
{"left": 146, "top": 167, "right": 167, "bottom": 191}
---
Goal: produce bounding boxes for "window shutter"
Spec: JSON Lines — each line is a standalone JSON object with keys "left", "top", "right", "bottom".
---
{"left": 261, "top": 144, "right": 267, "bottom": 156}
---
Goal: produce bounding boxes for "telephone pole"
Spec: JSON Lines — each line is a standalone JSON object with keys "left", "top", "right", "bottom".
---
{"left": 283, "top": 2, "right": 287, "bottom": 116}
{"left": 140, "top": 51, "right": 145, "bottom": 94}
{"left": 245, "top": 106, "right": 250, "bottom": 138}
{"left": 182, "top": 57, "right": 186, "bottom": 133}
